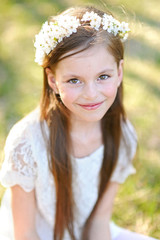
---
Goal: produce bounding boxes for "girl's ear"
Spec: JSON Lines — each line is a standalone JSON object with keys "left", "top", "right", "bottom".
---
{"left": 45, "top": 68, "right": 59, "bottom": 93}
{"left": 117, "top": 59, "right": 124, "bottom": 87}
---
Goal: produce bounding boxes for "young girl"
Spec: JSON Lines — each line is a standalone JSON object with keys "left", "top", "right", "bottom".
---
{"left": 0, "top": 5, "right": 157, "bottom": 240}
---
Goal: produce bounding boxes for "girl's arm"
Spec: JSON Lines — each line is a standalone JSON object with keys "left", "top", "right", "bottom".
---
{"left": 88, "top": 182, "right": 119, "bottom": 240}
{"left": 11, "top": 185, "right": 40, "bottom": 240}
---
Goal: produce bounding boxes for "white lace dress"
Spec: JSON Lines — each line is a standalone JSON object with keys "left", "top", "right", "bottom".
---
{"left": 0, "top": 108, "right": 137, "bottom": 240}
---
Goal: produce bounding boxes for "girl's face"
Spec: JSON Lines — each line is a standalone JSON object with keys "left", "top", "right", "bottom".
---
{"left": 47, "top": 44, "right": 123, "bottom": 123}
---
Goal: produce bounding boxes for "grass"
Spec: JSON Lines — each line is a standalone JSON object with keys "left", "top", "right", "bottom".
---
{"left": 0, "top": 0, "right": 160, "bottom": 238}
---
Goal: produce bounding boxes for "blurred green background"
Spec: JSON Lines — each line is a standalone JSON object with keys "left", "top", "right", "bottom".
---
{"left": 0, "top": 0, "right": 159, "bottom": 238}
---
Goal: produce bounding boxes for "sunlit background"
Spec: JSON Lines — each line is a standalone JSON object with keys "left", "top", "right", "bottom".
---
{"left": 0, "top": 0, "right": 159, "bottom": 238}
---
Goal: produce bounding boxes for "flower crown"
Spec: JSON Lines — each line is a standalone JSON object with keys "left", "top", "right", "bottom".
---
{"left": 34, "top": 11, "right": 130, "bottom": 65}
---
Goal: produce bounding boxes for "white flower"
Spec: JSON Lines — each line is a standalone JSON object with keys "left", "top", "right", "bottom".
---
{"left": 51, "top": 25, "right": 61, "bottom": 39}
{"left": 102, "top": 14, "right": 113, "bottom": 30}
{"left": 56, "top": 16, "right": 68, "bottom": 28}
{"left": 35, "top": 49, "right": 45, "bottom": 65}
{"left": 90, "top": 15, "right": 101, "bottom": 30}
{"left": 102, "top": 14, "right": 130, "bottom": 40}
{"left": 107, "top": 25, "right": 114, "bottom": 33}
{"left": 119, "top": 21, "right": 130, "bottom": 33}
{"left": 34, "top": 16, "right": 81, "bottom": 65}
{"left": 81, "top": 11, "right": 95, "bottom": 21}
{"left": 81, "top": 12, "right": 102, "bottom": 30}
{"left": 34, "top": 11, "right": 130, "bottom": 65}
{"left": 121, "top": 33, "right": 128, "bottom": 42}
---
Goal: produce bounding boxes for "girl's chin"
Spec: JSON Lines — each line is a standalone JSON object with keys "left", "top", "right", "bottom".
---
{"left": 70, "top": 112, "right": 107, "bottom": 123}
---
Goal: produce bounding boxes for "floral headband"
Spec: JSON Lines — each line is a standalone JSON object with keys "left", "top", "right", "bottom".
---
{"left": 34, "top": 11, "right": 130, "bottom": 65}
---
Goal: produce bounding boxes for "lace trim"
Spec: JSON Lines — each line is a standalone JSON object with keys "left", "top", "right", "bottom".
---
{"left": 1, "top": 136, "right": 37, "bottom": 191}
{"left": 10, "top": 139, "right": 37, "bottom": 177}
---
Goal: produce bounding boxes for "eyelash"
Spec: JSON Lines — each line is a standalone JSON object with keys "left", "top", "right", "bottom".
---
{"left": 67, "top": 74, "right": 110, "bottom": 84}
{"left": 68, "top": 78, "right": 81, "bottom": 84}
{"left": 97, "top": 74, "right": 110, "bottom": 81}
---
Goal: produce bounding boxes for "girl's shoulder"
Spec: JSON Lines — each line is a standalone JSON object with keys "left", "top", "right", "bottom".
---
{"left": 121, "top": 118, "right": 137, "bottom": 142}
{"left": 120, "top": 118, "right": 137, "bottom": 160}
{"left": 1, "top": 108, "right": 43, "bottom": 191}
{"left": 4, "top": 107, "right": 47, "bottom": 151}
{"left": 9, "top": 107, "right": 41, "bottom": 133}
{"left": 110, "top": 119, "right": 137, "bottom": 184}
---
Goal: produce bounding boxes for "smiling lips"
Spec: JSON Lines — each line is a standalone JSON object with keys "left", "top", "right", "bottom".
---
{"left": 78, "top": 101, "right": 104, "bottom": 110}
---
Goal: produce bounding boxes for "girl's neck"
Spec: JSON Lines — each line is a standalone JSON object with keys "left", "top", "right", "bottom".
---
{"left": 70, "top": 119, "right": 103, "bottom": 158}
{"left": 71, "top": 118, "right": 101, "bottom": 138}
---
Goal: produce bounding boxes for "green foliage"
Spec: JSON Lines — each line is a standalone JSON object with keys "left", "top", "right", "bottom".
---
{"left": 0, "top": 0, "right": 159, "bottom": 238}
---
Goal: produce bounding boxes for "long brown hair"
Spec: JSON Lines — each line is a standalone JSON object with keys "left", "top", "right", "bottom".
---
{"left": 40, "top": 6, "right": 126, "bottom": 240}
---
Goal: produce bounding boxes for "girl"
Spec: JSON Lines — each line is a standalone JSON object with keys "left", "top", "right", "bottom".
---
{"left": 0, "top": 5, "right": 157, "bottom": 240}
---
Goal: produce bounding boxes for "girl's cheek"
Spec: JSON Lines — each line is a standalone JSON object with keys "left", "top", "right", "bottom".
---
{"left": 103, "top": 84, "right": 118, "bottom": 97}
{"left": 59, "top": 87, "right": 78, "bottom": 101}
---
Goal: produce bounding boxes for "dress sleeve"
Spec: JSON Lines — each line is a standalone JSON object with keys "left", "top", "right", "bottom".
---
{"left": 110, "top": 119, "right": 137, "bottom": 184}
{"left": 0, "top": 123, "right": 37, "bottom": 192}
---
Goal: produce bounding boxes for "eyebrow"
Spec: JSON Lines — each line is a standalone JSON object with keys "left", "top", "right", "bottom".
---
{"left": 62, "top": 68, "right": 114, "bottom": 79}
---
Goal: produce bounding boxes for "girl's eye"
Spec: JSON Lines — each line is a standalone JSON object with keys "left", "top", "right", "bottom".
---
{"left": 68, "top": 78, "right": 81, "bottom": 84}
{"left": 97, "top": 74, "right": 109, "bottom": 80}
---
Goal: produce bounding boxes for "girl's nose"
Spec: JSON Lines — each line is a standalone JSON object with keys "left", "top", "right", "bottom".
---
{"left": 83, "top": 81, "right": 98, "bottom": 100}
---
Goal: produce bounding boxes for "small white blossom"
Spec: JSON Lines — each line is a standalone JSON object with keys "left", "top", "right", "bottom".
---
{"left": 119, "top": 22, "right": 130, "bottom": 33}
{"left": 90, "top": 15, "right": 101, "bottom": 30}
{"left": 102, "top": 14, "right": 113, "bottom": 30}
{"left": 35, "top": 49, "right": 45, "bottom": 65}
{"left": 81, "top": 11, "right": 95, "bottom": 21}
{"left": 121, "top": 33, "right": 128, "bottom": 42}
{"left": 34, "top": 12, "right": 130, "bottom": 65}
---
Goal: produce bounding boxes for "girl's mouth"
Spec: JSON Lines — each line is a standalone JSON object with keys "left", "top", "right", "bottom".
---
{"left": 78, "top": 101, "right": 104, "bottom": 110}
